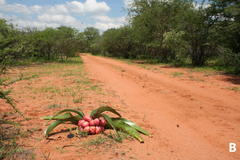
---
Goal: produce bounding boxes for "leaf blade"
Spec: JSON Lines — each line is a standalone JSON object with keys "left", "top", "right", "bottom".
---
{"left": 53, "top": 109, "right": 84, "bottom": 118}
{"left": 119, "top": 118, "right": 149, "bottom": 135}
{"left": 101, "top": 113, "right": 120, "bottom": 138}
{"left": 91, "top": 106, "right": 121, "bottom": 118}
{"left": 41, "top": 112, "right": 73, "bottom": 120}
{"left": 112, "top": 119, "right": 144, "bottom": 143}
{"left": 44, "top": 120, "right": 67, "bottom": 137}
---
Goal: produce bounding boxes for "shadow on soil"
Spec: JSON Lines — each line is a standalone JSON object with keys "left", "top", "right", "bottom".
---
{"left": 0, "top": 122, "right": 35, "bottom": 160}
{"left": 132, "top": 59, "right": 240, "bottom": 85}
{"left": 222, "top": 76, "right": 240, "bottom": 85}
{"left": 47, "top": 127, "right": 78, "bottom": 137}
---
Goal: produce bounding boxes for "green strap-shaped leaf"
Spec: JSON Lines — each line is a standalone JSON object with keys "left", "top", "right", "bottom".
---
{"left": 116, "top": 118, "right": 149, "bottom": 136}
{"left": 68, "top": 115, "right": 82, "bottom": 124}
{"left": 112, "top": 119, "right": 144, "bottom": 143}
{"left": 44, "top": 120, "right": 67, "bottom": 137}
{"left": 123, "top": 125, "right": 144, "bottom": 143}
{"left": 53, "top": 109, "right": 84, "bottom": 118}
{"left": 90, "top": 106, "right": 121, "bottom": 118}
{"left": 0, "top": 120, "right": 21, "bottom": 126}
{"left": 42, "top": 113, "right": 81, "bottom": 123}
{"left": 44, "top": 115, "right": 82, "bottom": 137}
{"left": 101, "top": 113, "right": 120, "bottom": 137}
{"left": 41, "top": 112, "right": 73, "bottom": 120}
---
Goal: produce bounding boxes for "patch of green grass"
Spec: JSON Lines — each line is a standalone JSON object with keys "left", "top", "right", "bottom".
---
{"left": 87, "top": 85, "right": 99, "bottom": 91}
{"left": 0, "top": 78, "right": 8, "bottom": 85}
{"left": 188, "top": 75, "right": 204, "bottom": 82}
{"left": 139, "top": 64, "right": 151, "bottom": 70}
{"left": 20, "top": 74, "right": 39, "bottom": 81}
{"left": 81, "top": 131, "right": 132, "bottom": 150}
{"left": 73, "top": 97, "right": 83, "bottom": 104}
{"left": 191, "top": 66, "right": 219, "bottom": 72}
{"left": 3, "top": 74, "right": 39, "bottom": 86}
{"left": 85, "top": 84, "right": 103, "bottom": 94}
{"left": 171, "top": 72, "right": 184, "bottom": 77}
{"left": 83, "top": 136, "right": 108, "bottom": 147}
{"left": 80, "top": 80, "right": 92, "bottom": 85}
{"left": 106, "top": 131, "right": 133, "bottom": 142}
{"left": 62, "top": 87, "right": 73, "bottom": 93}
{"left": 226, "top": 86, "right": 240, "bottom": 92}
{"left": 46, "top": 104, "right": 64, "bottom": 109}
{"left": 0, "top": 124, "right": 35, "bottom": 160}
{"left": 62, "top": 72, "right": 77, "bottom": 77}
{"left": 37, "top": 86, "right": 61, "bottom": 94}
{"left": 186, "top": 65, "right": 239, "bottom": 75}
{"left": 57, "top": 57, "right": 83, "bottom": 65}
{"left": 73, "top": 79, "right": 82, "bottom": 84}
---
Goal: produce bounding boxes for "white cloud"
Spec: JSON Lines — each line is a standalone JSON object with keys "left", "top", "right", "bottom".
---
{"left": 94, "top": 19, "right": 124, "bottom": 31}
{"left": 94, "top": 15, "right": 125, "bottom": 23}
{"left": 30, "top": 5, "right": 42, "bottom": 13}
{"left": 0, "top": 0, "right": 125, "bottom": 31}
{"left": 94, "top": 15, "right": 113, "bottom": 22}
{"left": 0, "top": 0, "right": 5, "bottom": 5}
{"left": 38, "top": 14, "right": 74, "bottom": 23}
{"left": 47, "top": 4, "right": 69, "bottom": 15}
{"left": 37, "top": 13, "right": 85, "bottom": 29}
{"left": 0, "top": 3, "right": 43, "bottom": 15}
{"left": 13, "top": 19, "right": 59, "bottom": 29}
{"left": 0, "top": 0, "right": 110, "bottom": 15}
{"left": 83, "top": 0, "right": 110, "bottom": 14}
{"left": 94, "top": 22, "right": 122, "bottom": 31}
{"left": 67, "top": 0, "right": 110, "bottom": 15}
{"left": 93, "top": 15, "right": 126, "bottom": 31}
{"left": 0, "top": 3, "right": 32, "bottom": 14}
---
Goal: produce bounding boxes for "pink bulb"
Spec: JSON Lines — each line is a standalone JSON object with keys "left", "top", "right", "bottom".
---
{"left": 89, "top": 120, "right": 95, "bottom": 126}
{"left": 93, "top": 118, "right": 100, "bottom": 126}
{"left": 83, "top": 115, "right": 92, "bottom": 122}
{"left": 81, "top": 121, "right": 89, "bottom": 128}
{"left": 83, "top": 126, "right": 90, "bottom": 132}
{"left": 89, "top": 126, "right": 96, "bottom": 134}
{"left": 78, "top": 120, "right": 85, "bottom": 127}
{"left": 95, "top": 126, "right": 101, "bottom": 134}
{"left": 99, "top": 117, "right": 107, "bottom": 126}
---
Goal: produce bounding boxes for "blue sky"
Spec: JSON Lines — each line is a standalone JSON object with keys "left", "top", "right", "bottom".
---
{"left": 0, "top": 0, "right": 132, "bottom": 31}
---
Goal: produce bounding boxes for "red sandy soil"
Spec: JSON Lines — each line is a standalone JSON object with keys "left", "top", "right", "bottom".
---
{"left": 82, "top": 54, "right": 240, "bottom": 160}
{"left": 1, "top": 54, "right": 240, "bottom": 160}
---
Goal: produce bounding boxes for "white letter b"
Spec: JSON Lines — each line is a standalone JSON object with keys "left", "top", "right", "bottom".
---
{"left": 229, "top": 143, "right": 237, "bottom": 152}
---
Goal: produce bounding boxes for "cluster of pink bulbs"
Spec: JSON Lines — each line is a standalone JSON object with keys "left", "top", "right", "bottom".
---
{"left": 78, "top": 115, "right": 107, "bottom": 135}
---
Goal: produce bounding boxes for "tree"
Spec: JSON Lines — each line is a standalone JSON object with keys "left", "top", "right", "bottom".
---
{"left": 55, "top": 26, "right": 79, "bottom": 59}
{"left": 163, "top": 30, "right": 190, "bottom": 64}
{"left": 0, "top": 19, "right": 22, "bottom": 71}
{"left": 208, "top": 0, "right": 240, "bottom": 72}
{"left": 100, "top": 27, "right": 133, "bottom": 58}
{"left": 181, "top": 3, "right": 213, "bottom": 66}
{"left": 82, "top": 27, "right": 100, "bottom": 52}
{"left": 129, "top": 0, "right": 199, "bottom": 62}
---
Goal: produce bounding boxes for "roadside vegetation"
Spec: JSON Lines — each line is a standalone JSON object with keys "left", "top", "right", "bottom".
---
{"left": 90, "top": 0, "right": 239, "bottom": 74}
{"left": 0, "top": 57, "right": 107, "bottom": 159}
{"left": 1, "top": 1, "right": 239, "bottom": 74}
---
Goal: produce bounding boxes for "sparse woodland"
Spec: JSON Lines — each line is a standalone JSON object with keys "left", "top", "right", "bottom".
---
{"left": 1, "top": 0, "right": 240, "bottom": 74}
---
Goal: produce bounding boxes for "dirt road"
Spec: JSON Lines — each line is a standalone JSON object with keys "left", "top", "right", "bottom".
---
{"left": 82, "top": 54, "right": 240, "bottom": 160}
